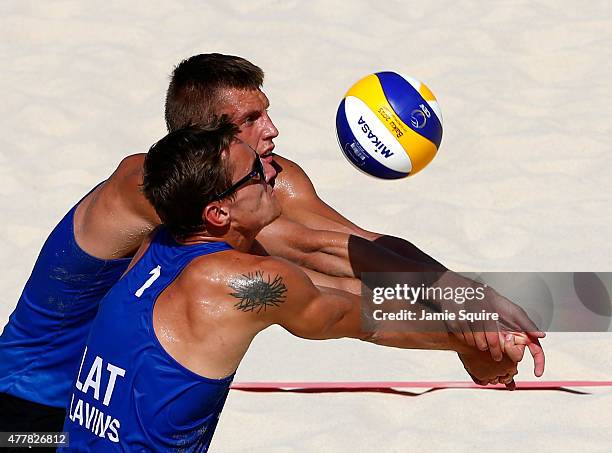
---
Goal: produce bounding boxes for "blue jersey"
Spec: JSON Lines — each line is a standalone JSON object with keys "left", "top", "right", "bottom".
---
{"left": 0, "top": 191, "right": 132, "bottom": 408}
{"left": 61, "top": 228, "right": 234, "bottom": 452}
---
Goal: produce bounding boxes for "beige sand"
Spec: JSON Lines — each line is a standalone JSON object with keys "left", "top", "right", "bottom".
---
{"left": 1, "top": 1, "right": 611, "bottom": 451}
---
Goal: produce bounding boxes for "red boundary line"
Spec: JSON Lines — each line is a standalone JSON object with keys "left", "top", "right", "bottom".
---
{"left": 231, "top": 381, "right": 612, "bottom": 390}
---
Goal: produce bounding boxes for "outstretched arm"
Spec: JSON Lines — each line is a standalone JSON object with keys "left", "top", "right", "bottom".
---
{"left": 268, "top": 154, "right": 545, "bottom": 364}
{"left": 272, "top": 154, "right": 444, "bottom": 268}
{"left": 263, "top": 259, "right": 511, "bottom": 354}
{"left": 255, "top": 215, "right": 434, "bottom": 278}
{"left": 262, "top": 257, "right": 458, "bottom": 348}
{"left": 258, "top": 258, "right": 527, "bottom": 387}
{"left": 256, "top": 215, "right": 545, "bottom": 368}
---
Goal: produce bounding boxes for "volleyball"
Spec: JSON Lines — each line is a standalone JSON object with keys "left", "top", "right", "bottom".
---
{"left": 335, "top": 72, "right": 443, "bottom": 179}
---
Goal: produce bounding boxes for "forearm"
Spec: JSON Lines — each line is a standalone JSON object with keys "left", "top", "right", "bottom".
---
{"left": 294, "top": 233, "right": 441, "bottom": 277}
{"left": 260, "top": 228, "right": 445, "bottom": 279}
{"left": 369, "top": 234, "right": 446, "bottom": 271}
{"left": 319, "top": 287, "right": 473, "bottom": 353}
{"left": 360, "top": 296, "right": 473, "bottom": 353}
{"left": 299, "top": 233, "right": 440, "bottom": 277}
{"left": 362, "top": 329, "right": 473, "bottom": 354}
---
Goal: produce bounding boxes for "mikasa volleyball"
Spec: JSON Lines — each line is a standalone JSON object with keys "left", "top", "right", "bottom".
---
{"left": 336, "top": 72, "right": 443, "bottom": 179}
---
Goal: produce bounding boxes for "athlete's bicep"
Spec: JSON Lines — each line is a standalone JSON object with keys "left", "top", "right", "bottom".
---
{"left": 258, "top": 260, "right": 360, "bottom": 340}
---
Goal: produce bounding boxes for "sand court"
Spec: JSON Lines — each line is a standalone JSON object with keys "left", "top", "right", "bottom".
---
{"left": 2, "top": 1, "right": 611, "bottom": 451}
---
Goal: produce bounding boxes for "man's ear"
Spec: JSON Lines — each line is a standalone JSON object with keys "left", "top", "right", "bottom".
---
{"left": 203, "top": 201, "right": 230, "bottom": 229}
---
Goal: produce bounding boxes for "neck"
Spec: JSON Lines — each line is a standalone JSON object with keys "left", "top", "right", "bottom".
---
{"left": 177, "top": 227, "right": 257, "bottom": 253}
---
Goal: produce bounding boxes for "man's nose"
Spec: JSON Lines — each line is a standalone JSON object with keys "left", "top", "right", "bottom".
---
{"left": 262, "top": 112, "right": 279, "bottom": 139}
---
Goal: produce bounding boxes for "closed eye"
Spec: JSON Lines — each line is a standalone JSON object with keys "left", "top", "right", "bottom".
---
{"left": 243, "top": 112, "right": 261, "bottom": 125}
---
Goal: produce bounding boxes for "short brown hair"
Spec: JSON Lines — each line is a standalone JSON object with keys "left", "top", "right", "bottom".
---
{"left": 142, "top": 118, "right": 239, "bottom": 238}
{"left": 165, "top": 53, "right": 264, "bottom": 132}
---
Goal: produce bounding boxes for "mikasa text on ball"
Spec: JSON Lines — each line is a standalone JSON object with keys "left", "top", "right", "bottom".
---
{"left": 336, "top": 72, "right": 443, "bottom": 179}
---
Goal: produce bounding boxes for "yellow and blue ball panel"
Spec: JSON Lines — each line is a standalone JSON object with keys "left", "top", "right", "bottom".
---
{"left": 336, "top": 72, "right": 443, "bottom": 178}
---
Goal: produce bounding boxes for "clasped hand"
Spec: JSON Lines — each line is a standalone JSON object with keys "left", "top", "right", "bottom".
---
{"left": 431, "top": 273, "right": 545, "bottom": 387}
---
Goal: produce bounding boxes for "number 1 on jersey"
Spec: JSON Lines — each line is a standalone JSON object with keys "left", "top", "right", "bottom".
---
{"left": 135, "top": 265, "right": 162, "bottom": 298}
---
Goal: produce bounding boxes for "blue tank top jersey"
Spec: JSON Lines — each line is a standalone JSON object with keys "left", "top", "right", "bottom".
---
{"left": 61, "top": 228, "right": 234, "bottom": 452}
{"left": 0, "top": 188, "right": 132, "bottom": 408}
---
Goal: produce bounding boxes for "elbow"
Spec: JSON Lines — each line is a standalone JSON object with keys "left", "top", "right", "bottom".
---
{"left": 308, "top": 300, "right": 354, "bottom": 340}
{"left": 359, "top": 330, "right": 385, "bottom": 344}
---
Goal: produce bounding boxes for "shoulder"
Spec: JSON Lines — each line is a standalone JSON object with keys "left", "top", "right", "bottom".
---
{"left": 108, "top": 153, "right": 146, "bottom": 194}
{"left": 272, "top": 154, "right": 303, "bottom": 175}
{"left": 116, "top": 153, "right": 146, "bottom": 172}
{"left": 81, "top": 153, "right": 145, "bottom": 207}
{"left": 104, "top": 153, "right": 158, "bottom": 222}
{"left": 272, "top": 154, "right": 310, "bottom": 185}
{"left": 186, "top": 251, "right": 303, "bottom": 286}
{"left": 271, "top": 154, "right": 318, "bottom": 202}
{"left": 182, "top": 250, "right": 315, "bottom": 310}
{"left": 86, "top": 152, "right": 157, "bottom": 224}
{"left": 72, "top": 153, "right": 157, "bottom": 258}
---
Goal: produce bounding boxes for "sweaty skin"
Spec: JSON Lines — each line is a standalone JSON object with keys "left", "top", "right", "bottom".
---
{"left": 73, "top": 153, "right": 158, "bottom": 260}
{"left": 218, "top": 87, "right": 544, "bottom": 373}
{"left": 133, "top": 246, "right": 523, "bottom": 388}
{"left": 116, "top": 140, "right": 522, "bottom": 386}
{"left": 71, "top": 87, "right": 543, "bottom": 380}
{"left": 150, "top": 247, "right": 525, "bottom": 384}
